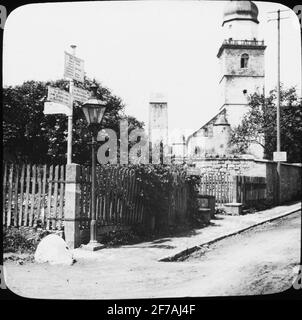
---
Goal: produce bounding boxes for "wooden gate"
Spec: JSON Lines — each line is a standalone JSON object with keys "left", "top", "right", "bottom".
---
{"left": 198, "top": 173, "right": 233, "bottom": 206}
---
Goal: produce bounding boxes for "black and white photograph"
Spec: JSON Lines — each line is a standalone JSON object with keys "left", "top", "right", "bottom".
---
{"left": 1, "top": 0, "right": 302, "bottom": 304}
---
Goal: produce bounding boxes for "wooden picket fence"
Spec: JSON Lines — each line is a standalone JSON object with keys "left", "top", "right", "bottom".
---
{"left": 78, "top": 166, "right": 145, "bottom": 228}
{"left": 197, "top": 173, "right": 267, "bottom": 207}
{"left": 234, "top": 176, "right": 267, "bottom": 205}
{"left": 2, "top": 162, "right": 65, "bottom": 229}
{"left": 167, "top": 171, "right": 188, "bottom": 224}
{"left": 198, "top": 173, "right": 233, "bottom": 206}
{"left": 78, "top": 165, "right": 190, "bottom": 229}
{"left": 3, "top": 162, "right": 193, "bottom": 232}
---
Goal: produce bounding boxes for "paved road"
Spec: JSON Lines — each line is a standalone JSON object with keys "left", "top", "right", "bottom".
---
{"left": 4, "top": 211, "right": 301, "bottom": 298}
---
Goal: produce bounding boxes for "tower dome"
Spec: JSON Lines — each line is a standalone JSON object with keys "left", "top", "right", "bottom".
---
{"left": 223, "top": 1, "right": 259, "bottom": 26}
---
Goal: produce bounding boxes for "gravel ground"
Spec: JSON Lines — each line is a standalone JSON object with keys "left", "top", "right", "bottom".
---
{"left": 3, "top": 211, "right": 301, "bottom": 299}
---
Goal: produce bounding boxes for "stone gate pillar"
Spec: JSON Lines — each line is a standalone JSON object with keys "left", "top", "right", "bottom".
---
{"left": 64, "top": 164, "right": 82, "bottom": 249}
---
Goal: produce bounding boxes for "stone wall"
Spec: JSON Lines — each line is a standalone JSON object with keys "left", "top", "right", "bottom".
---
{"left": 280, "top": 163, "right": 302, "bottom": 203}
{"left": 190, "top": 156, "right": 261, "bottom": 176}
{"left": 187, "top": 156, "right": 302, "bottom": 205}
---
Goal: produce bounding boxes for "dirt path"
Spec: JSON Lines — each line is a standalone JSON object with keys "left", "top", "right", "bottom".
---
{"left": 4, "top": 212, "right": 301, "bottom": 299}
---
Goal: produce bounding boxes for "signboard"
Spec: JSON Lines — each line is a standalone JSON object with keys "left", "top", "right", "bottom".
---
{"left": 44, "top": 101, "right": 72, "bottom": 116}
{"left": 186, "top": 167, "right": 201, "bottom": 176}
{"left": 72, "top": 86, "right": 90, "bottom": 104}
{"left": 273, "top": 151, "right": 287, "bottom": 162}
{"left": 64, "top": 51, "right": 84, "bottom": 83}
{"left": 47, "top": 86, "right": 71, "bottom": 107}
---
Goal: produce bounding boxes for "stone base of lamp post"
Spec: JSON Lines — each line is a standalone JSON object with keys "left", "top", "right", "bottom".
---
{"left": 82, "top": 240, "right": 105, "bottom": 251}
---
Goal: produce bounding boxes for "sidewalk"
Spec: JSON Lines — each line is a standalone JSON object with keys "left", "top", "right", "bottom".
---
{"left": 72, "top": 201, "right": 301, "bottom": 263}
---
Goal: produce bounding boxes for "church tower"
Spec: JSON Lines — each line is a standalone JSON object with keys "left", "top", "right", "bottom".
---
{"left": 217, "top": 0, "right": 266, "bottom": 127}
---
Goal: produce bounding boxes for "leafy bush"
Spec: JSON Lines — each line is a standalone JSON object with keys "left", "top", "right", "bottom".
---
{"left": 3, "top": 227, "right": 50, "bottom": 253}
{"left": 132, "top": 164, "right": 200, "bottom": 230}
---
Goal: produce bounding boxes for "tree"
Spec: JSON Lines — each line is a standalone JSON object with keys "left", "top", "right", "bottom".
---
{"left": 230, "top": 86, "right": 302, "bottom": 163}
{"left": 3, "top": 79, "right": 144, "bottom": 164}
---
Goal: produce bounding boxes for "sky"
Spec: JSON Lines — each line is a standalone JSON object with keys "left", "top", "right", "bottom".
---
{"left": 3, "top": 0, "right": 301, "bottom": 142}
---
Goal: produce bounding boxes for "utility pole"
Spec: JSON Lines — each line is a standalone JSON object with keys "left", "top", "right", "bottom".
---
{"left": 267, "top": 9, "right": 289, "bottom": 204}
{"left": 276, "top": 9, "right": 281, "bottom": 203}
{"left": 67, "top": 44, "right": 76, "bottom": 164}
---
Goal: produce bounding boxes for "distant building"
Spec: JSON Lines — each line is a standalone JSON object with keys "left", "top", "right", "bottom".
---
{"left": 148, "top": 93, "right": 169, "bottom": 163}
{"left": 186, "top": 111, "right": 231, "bottom": 157}
{"left": 172, "top": 134, "right": 186, "bottom": 159}
{"left": 186, "top": 0, "right": 266, "bottom": 159}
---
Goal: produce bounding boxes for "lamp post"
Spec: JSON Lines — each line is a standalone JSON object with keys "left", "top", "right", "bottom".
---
{"left": 81, "top": 83, "right": 107, "bottom": 251}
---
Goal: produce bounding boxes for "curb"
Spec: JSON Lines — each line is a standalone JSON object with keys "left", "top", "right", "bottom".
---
{"left": 159, "top": 206, "right": 301, "bottom": 262}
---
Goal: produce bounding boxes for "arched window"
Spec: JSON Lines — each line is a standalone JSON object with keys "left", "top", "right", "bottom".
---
{"left": 241, "top": 53, "right": 249, "bottom": 68}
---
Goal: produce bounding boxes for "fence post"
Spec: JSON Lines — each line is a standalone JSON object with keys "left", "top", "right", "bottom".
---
{"left": 64, "top": 164, "right": 81, "bottom": 249}
{"left": 232, "top": 176, "right": 239, "bottom": 203}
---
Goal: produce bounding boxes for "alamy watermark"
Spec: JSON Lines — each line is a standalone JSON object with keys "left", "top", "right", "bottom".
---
{"left": 96, "top": 119, "right": 180, "bottom": 165}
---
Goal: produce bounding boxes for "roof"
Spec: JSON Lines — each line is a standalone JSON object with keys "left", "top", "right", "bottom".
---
{"left": 222, "top": 1, "right": 259, "bottom": 26}
{"left": 214, "top": 112, "right": 230, "bottom": 126}
{"left": 186, "top": 109, "right": 226, "bottom": 143}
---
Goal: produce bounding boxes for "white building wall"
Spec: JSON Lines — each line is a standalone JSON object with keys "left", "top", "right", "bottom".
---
{"left": 223, "top": 20, "right": 259, "bottom": 41}
{"left": 148, "top": 102, "right": 168, "bottom": 149}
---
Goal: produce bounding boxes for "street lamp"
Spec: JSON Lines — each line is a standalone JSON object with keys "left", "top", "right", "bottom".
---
{"left": 81, "top": 83, "right": 107, "bottom": 251}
